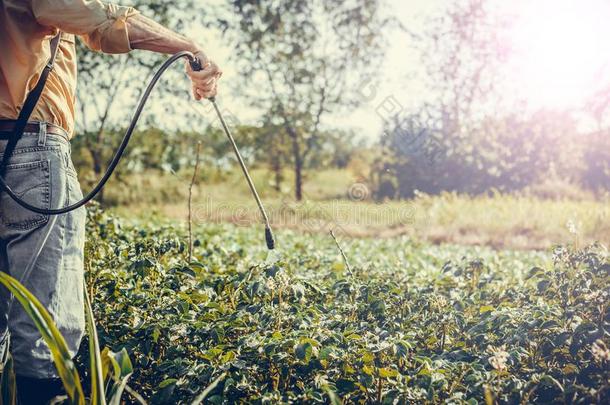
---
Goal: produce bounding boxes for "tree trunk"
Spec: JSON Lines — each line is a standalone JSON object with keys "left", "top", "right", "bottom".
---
{"left": 294, "top": 151, "right": 303, "bottom": 201}
{"left": 272, "top": 152, "right": 282, "bottom": 192}
{"left": 287, "top": 128, "right": 303, "bottom": 201}
{"left": 90, "top": 148, "right": 105, "bottom": 204}
{"left": 91, "top": 129, "right": 105, "bottom": 203}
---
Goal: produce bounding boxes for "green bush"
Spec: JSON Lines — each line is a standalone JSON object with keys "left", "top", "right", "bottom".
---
{"left": 373, "top": 111, "right": 609, "bottom": 199}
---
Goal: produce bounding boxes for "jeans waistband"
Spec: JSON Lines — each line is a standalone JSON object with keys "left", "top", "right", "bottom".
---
{"left": 0, "top": 121, "right": 69, "bottom": 151}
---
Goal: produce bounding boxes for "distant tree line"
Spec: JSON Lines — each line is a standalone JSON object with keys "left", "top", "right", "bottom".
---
{"left": 73, "top": 0, "right": 610, "bottom": 202}
{"left": 70, "top": 124, "right": 362, "bottom": 194}
{"left": 371, "top": 110, "right": 610, "bottom": 199}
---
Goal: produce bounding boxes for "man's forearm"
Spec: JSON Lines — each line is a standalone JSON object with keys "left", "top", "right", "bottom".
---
{"left": 125, "top": 13, "right": 221, "bottom": 101}
{"left": 126, "top": 14, "right": 198, "bottom": 55}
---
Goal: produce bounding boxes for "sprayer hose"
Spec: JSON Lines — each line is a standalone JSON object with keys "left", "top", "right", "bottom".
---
{"left": 0, "top": 51, "right": 196, "bottom": 215}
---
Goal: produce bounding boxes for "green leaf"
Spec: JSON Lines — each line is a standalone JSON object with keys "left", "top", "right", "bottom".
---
{"left": 107, "top": 349, "right": 134, "bottom": 405}
{"left": 0, "top": 354, "right": 16, "bottom": 405}
{"left": 0, "top": 272, "right": 85, "bottom": 405}
{"left": 221, "top": 351, "right": 236, "bottom": 364}
{"left": 479, "top": 305, "right": 494, "bottom": 314}
{"left": 295, "top": 342, "right": 313, "bottom": 363}
{"left": 159, "top": 378, "right": 178, "bottom": 389}
{"left": 537, "top": 280, "right": 551, "bottom": 293}
{"left": 526, "top": 267, "right": 544, "bottom": 279}
{"left": 394, "top": 341, "right": 412, "bottom": 358}
{"left": 378, "top": 367, "right": 399, "bottom": 378}
{"left": 362, "top": 352, "right": 375, "bottom": 364}
{"left": 152, "top": 328, "right": 161, "bottom": 343}
{"left": 322, "top": 384, "right": 342, "bottom": 405}
{"left": 84, "top": 287, "right": 106, "bottom": 405}
{"left": 336, "top": 378, "right": 356, "bottom": 393}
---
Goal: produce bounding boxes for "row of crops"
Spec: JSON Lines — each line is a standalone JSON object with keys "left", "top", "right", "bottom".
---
{"left": 82, "top": 207, "right": 609, "bottom": 404}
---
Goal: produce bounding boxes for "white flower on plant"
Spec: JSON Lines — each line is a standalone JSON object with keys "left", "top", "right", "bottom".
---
{"left": 566, "top": 219, "right": 580, "bottom": 235}
{"left": 276, "top": 271, "right": 290, "bottom": 288}
{"left": 265, "top": 277, "right": 277, "bottom": 291}
{"left": 488, "top": 345, "right": 510, "bottom": 371}
{"left": 583, "top": 290, "right": 606, "bottom": 304}
{"left": 591, "top": 339, "right": 610, "bottom": 363}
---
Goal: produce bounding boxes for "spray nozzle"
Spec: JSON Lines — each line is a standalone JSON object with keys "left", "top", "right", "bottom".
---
{"left": 265, "top": 227, "right": 276, "bottom": 250}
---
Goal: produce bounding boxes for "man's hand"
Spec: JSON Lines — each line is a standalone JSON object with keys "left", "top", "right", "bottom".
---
{"left": 185, "top": 51, "right": 222, "bottom": 100}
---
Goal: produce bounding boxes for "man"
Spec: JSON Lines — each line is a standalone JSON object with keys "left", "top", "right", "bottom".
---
{"left": 0, "top": 1, "right": 221, "bottom": 402}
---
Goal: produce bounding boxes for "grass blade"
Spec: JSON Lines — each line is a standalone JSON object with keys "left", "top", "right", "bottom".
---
{"left": 191, "top": 372, "right": 227, "bottom": 405}
{"left": 84, "top": 285, "right": 106, "bottom": 405}
{"left": 107, "top": 348, "right": 134, "bottom": 405}
{"left": 0, "top": 272, "right": 84, "bottom": 404}
{"left": 0, "top": 354, "right": 16, "bottom": 405}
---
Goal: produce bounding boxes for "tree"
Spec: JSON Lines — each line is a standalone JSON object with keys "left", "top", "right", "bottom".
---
{"left": 216, "top": 0, "right": 392, "bottom": 200}
{"left": 416, "top": 0, "right": 510, "bottom": 134}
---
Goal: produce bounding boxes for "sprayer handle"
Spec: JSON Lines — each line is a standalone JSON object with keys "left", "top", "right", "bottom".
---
{"left": 188, "top": 57, "right": 216, "bottom": 103}
{"left": 189, "top": 57, "right": 203, "bottom": 72}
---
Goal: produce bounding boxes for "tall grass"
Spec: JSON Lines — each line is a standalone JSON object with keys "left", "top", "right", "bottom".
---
{"left": 0, "top": 273, "right": 137, "bottom": 405}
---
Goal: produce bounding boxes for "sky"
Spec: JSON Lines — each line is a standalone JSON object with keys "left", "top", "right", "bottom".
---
{"left": 184, "top": 0, "right": 444, "bottom": 138}
{"left": 150, "top": 0, "right": 610, "bottom": 138}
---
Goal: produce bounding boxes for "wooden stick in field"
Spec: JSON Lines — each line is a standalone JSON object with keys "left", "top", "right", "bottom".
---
{"left": 188, "top": 141, "right": 202, "bottom": 262}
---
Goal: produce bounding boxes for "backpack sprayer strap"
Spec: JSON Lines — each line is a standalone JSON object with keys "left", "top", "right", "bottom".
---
{"left": 0, "top": 32, "right": 62, "bottom": 179}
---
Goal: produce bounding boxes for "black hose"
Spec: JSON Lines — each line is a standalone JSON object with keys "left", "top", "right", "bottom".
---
{"left": 0, "top": 51, "right": 197, "bottom": 215}
{"left": 0, "top": 51, "right": 277, "bottom": 250}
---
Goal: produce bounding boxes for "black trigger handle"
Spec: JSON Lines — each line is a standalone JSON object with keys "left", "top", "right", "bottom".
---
{"left": 189, "top": 57, "right": 203, "bottom": 72}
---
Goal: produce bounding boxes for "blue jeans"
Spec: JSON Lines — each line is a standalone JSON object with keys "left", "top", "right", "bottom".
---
{"left": 0, "top": 123, "right": 85, "bottom": 379}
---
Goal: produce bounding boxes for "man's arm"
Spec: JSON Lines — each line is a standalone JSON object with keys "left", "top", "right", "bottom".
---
{"left": 126, "top": 14, "right": 221, "bottom": 100}
{"left": 31, "top": 0, "right": 220, "bottom": 99}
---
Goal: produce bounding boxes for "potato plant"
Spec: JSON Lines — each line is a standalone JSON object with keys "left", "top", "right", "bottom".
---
{"left": 82, "top": 206, "right": 609, "bottom": 404}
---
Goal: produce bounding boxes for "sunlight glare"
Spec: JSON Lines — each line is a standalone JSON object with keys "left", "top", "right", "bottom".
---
{"left": 507, "top": 0, "right": 610, "bottom": 108}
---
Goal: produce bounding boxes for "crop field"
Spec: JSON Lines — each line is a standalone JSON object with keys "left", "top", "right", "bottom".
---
{"left": 81, "top": 206, "right": 609, "bottom": 404}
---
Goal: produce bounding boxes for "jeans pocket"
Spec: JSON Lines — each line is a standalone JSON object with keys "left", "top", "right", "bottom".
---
{"left": 0, "top": 160, "right": 51, "bottom": 230}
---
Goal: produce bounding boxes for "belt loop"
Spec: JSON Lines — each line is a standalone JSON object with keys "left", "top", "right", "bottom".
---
{"left": 38, "top": 122, "right": 47, "bottom": 146}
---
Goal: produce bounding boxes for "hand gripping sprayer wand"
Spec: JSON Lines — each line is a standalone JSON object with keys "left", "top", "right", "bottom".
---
{"left": 0, "top": 50, "right": 276, "bottom": 250}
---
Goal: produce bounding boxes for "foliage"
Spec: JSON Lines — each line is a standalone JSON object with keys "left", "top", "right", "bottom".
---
{"left": 70, "top": 123, "right": 359, "bottom": 201}
{"left": 582, "top": 130, "right": 610, "bottom": 191}
{"left": 0, "top": 271, "right": 135, "bottom": 404}
{"left": 0, "top": 272, "right": 85, "bottom": 404}
{"left": 70, "top": 0, "right": 609, "bottom": 200}
{"left": 372, "top": 110, "right": 600, "bottom": 198}
{"left": 83, "top": 207, "right": 609, "bottom": 403}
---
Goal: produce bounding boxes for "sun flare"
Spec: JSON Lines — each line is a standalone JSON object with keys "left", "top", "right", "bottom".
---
{"left": 507, "top": 0, "right": 610, "bottom": 108}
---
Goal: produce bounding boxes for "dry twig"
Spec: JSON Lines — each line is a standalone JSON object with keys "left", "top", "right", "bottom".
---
{"left": 188, "top": 141, "right": 202, "bottom": 262}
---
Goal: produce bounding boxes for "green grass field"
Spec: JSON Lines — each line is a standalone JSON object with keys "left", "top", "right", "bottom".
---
{"left": 106, "top": 169, "right": 610, "bottom": 250}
